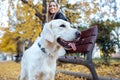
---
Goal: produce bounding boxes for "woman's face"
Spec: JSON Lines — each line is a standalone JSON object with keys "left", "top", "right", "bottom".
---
{"left": 49, "top": 2, "right": 58, "bottom": 14}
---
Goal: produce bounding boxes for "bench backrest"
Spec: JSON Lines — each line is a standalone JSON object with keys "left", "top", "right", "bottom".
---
{"left": 66, "top": 25, "right": 98, "bottom": 54}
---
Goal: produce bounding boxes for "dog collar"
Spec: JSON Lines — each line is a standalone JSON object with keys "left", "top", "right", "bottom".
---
{"left": 38, "top": 43, "right": 47, "bottom": 54}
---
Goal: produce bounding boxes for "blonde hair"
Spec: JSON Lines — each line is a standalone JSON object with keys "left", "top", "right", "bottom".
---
{"left": 46, "top": 1, "right": 59, "bottom": 22}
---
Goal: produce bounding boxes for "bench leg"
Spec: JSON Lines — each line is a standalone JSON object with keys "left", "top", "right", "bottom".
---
{"left": 87, "top": 62, "right": 99, "bottom": 80}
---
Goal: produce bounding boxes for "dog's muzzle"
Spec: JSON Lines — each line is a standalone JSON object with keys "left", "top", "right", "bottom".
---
{"left": 57, "top": 31, "right": 81, "bottom": 51}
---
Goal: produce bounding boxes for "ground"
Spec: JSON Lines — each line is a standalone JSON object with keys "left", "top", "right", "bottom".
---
{"left": 0, "top": 60, "right": 120, "bottom": 80}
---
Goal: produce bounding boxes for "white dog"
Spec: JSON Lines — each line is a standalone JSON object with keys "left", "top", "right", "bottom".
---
{"left": 20, "top": 19, "right": 81, "bottom": 80}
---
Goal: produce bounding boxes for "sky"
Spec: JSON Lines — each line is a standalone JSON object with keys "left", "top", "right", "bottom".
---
{"left": 68, "top": 0, "right": 80, "bottom": 4}
{"left": 0, "top": 0, "right": 9, "bottom": 28}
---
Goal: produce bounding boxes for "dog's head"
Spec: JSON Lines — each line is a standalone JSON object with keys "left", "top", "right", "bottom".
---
{"left": 42, "top": 19, "right": 81, "bottom": 51}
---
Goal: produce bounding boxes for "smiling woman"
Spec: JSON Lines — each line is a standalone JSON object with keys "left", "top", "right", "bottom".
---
{"left": 47, "top": 1, "right": 68, "bottom": 22}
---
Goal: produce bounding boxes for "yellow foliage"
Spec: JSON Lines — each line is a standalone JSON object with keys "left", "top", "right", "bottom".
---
{"left": 62, "top": 1, "right": 99, "bottom": 25}
{"left": 0, "top": 29, "right": 18, "bottom": 53}
{"left": 84, "top": 2, "right": 89, "bottom": 7}
{"left": 15, "top": 0, "right": 42, "bottom": 40}
{"left": 0, "top": 0, "right": 42, "bottom": 53}
{"left": 58, "top": 0, "right": 67, "bottom": 5}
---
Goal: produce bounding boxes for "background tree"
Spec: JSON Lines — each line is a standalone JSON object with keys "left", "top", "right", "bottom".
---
{"left": 90, "top": 0, "right": 120, "bottom": 64}
{"left": 91, "top": 20, "right": 120, "bottom": 64}
{"left": 0, "top": 0, "right": 42, "bottom": 53}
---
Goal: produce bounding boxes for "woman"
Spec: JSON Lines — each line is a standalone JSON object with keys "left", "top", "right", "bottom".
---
{"left": 47, "top": 1, "right": 68, "bottom": 22}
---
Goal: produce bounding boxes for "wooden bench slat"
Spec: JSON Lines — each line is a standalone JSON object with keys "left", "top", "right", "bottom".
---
{"left": 76, "top": 36, "right": 97, "bottom": 45}
{"left": 81, "top": 26, "right": 98, "bottom": 38}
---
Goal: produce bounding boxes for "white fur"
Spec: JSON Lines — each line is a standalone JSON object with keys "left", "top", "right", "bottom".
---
{"left": 20, "top": 19, "right": 79, "bottom": 80}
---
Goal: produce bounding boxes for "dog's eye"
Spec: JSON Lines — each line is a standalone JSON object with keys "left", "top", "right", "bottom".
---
{"left": 60, "top": 24, "right": 66, "bottom": 28}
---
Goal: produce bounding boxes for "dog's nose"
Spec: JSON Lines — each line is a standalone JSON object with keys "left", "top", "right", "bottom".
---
{"left": 75, "top": 31, "right": 81, "bottom": 39}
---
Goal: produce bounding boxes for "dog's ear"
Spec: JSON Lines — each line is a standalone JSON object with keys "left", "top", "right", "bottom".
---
{"left": 42, "top": 23, "right": 54, "bottom": 42}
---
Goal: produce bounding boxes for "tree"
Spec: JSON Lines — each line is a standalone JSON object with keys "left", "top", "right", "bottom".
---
{"left": 0, "top": 0, "right": 42, "bottom": 53}
{"left": 91, "top": 20, "right": 120, "bottom": 64}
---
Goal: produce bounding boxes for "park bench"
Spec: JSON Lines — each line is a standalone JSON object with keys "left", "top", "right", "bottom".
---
{"left": 58, "top": 25, "right": 99, "bottom": 80}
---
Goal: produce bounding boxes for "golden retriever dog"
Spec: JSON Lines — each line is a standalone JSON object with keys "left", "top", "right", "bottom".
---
{"left": 20, "top": 19, "right": 81, "bottom": 80}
